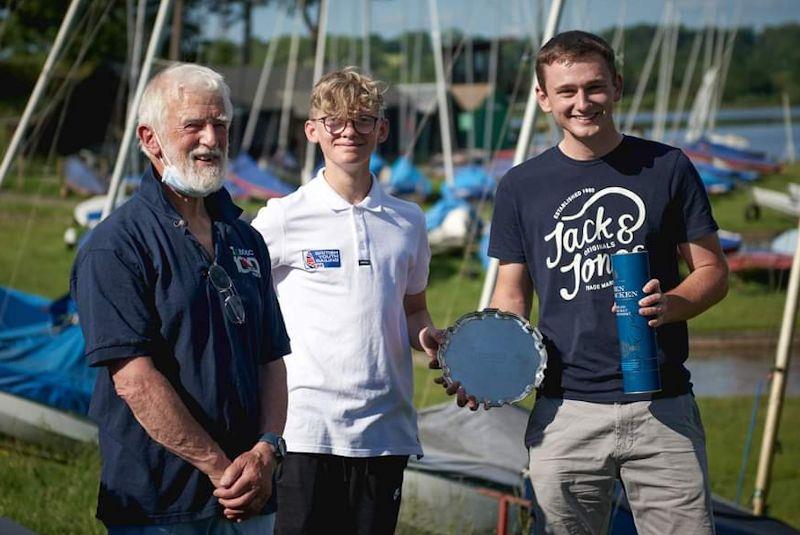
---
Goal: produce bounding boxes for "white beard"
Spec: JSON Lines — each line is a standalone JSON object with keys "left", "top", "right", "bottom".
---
{"left": 163, "top": 144, "right": 228, "bottom": 195}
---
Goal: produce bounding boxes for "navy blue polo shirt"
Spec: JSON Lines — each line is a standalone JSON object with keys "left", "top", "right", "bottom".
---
{"left": 489, "top": 136, "right": 718, "bottom": 407}
{"left": 70, "top": 165, "right": 291, "bottom": 526}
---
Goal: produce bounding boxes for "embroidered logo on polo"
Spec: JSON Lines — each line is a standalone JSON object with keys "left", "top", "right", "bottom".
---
{"left": 303, "top": 249, "right": 341, "bottom": 270}
{"left": 230, "top": 247, "right": 261, "bottom": 277}
{"left": 544, "top": 186, "right": 646, "bottom": 301}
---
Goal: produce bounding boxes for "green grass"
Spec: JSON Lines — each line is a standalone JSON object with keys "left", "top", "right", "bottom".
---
{"left": 0, "top": 437, "right": 103, "bottom": 534}
{"left": 698, "top": 397, "right": 800, "bottom": 526}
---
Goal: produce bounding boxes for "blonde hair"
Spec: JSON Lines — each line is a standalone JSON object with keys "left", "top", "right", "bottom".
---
{"left": 309, "top": 66, "right": 386, "bottom": 118}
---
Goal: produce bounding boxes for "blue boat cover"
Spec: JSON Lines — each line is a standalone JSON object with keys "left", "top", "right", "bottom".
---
{"left": 697, "top": 137, "right": 768, "bottom": 161}
{"left": 425, "top": 197, "right": 474, "bottom": 232}
{"left": 718, "top": 230, "right": 743, "bottom": 253}
{"left": 228, "top": 154, "right": 296, "bottom": 199}
{"left": 0, "top": 287, "right": 94, "bottom": 415}
{"left": 478, "top": 223, "right": 492, "bottom": 270}
{"left": 223, "top": 180, "right": 248, "bottom": 200}
{"left": 387, "top": 156, "right": 432, "bottom": 197}
{"left": 698, "top": 169, "right": 734, "bottom": 194}
{"left": 772, "top": 229, "right": 797, "bottom": 256}
{"left": 271, "top": 149, "right": 300, "bottom": 170}
{"left": 694, "top": 162, "right": 758, "bottom": 183}
{"left": 441, "top": 164, "right": 496, "bottom": 200}
{"left": 64, "top": 156, "right": 106, "bottom": 195}
{"left": 370, "top": 153, "right": 387, "bottom": 175}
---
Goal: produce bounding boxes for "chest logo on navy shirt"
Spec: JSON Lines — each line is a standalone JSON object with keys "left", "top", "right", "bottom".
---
{"left": 544, "top": 186, "right": 645, "bottom": 301}
{"left": 230, "top": 247, "right": 262, "bottom": 278}
{"left": 303, "top": 249, "right": 341, "bottom": 270}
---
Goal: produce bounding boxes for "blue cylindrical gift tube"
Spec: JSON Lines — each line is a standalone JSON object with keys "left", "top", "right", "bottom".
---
{"left": 611, "top": 250, "right": 662, "bottom": 394}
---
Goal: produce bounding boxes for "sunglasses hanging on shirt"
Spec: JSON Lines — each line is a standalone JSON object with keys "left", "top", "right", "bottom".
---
{"left": 208, "top": 263, "right": 246, "bottom": 325}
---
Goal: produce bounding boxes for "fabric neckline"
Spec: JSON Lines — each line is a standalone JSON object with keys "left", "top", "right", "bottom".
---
{"left": 551, "top": 135, "right": 628, "bottom": 168}
{"left": 310, "top": 167, "right": 384, "bottom": 213}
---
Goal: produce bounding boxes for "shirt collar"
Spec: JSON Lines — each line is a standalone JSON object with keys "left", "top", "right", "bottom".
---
{"left": 138, "top": 164, "right": 242, "bottom": 223}
{"left": 310, "top": 167, "right": 384, "bottom": 213}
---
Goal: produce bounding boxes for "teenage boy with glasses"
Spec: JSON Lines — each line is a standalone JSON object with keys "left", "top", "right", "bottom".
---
{"left": 252, "top": 67, "right": 444, "bottom": 534}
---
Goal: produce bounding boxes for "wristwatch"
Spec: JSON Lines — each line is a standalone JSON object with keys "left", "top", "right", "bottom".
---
{"left": 258, "top": 432, "right": 287, "bottom": 463}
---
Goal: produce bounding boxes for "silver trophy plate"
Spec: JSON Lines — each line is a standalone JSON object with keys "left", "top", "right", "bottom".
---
{"left": 437, "top": 309, "right": 548, "bottom": 407}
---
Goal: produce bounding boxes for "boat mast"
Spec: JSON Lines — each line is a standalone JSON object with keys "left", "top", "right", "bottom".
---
{"left": 428, "top": 0, "right": 454, "bottom": 186}
{"left": 622, "top": 1, "right": 670, "bottom": 134}
{"left": 478, "top": 0, "right": 564, "bottom": 310}
{"left": 668, "top": 28, "right": 703, "bottom": 144}
{"left": 708, "top": 23, "right": 739, "bottom": 133}
{"left": 103, "top": 0, "right": 173, "bottom": 219}
{"left": 753, "top": 215, "right": 800, "bottom": 515}
{"left": 241, "top": 8, "right": 285, "bottom": 155}
{"left": 482, "top": 25, "right": 499, "bottom": 168}
{"left": 301, "top": 0, "right": 329, "bottom": 184}
{"left": 127, "top": 0, "right": 148, "bottom": 179}
{"left": 362, "top": 0, "right": 370, "bottom": 73}
{"left": 277, "top": 9, "right": 302, "bottom": 157}
{"left": 652, "top": 10, "right": 679, "bottom": 142}
{"left": 783, "top": 93, "right": 796, "bottom": 164}
{"left": 0, "top": 0, "right": 84, "bottom": 188}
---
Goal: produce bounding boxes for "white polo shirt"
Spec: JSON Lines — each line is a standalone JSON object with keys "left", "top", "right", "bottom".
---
{"left": 251, "top": 169, "right": 430, "bottom": 457}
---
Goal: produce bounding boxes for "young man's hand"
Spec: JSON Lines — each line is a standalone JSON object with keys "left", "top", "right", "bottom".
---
{"left": 422, "top": 325, "right": 484, "bottom": 411}
{"left": 610, "top": 278, "right": 669, "bottom": 327}
{"left": 638, "top": 278, "right": 669, "bottom": 327}
{"left": 418, "top": 326, "right": 445, "bottom": 366}
{"left": 434, "top": 376, "right": 481, "bottom": 411}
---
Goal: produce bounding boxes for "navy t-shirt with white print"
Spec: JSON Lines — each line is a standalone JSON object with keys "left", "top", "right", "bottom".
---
{"left": 489, "top": 135, "right": 718, "bottom": 404}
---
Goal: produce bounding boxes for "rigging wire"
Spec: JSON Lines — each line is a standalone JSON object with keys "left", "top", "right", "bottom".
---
{"left": 16, "top": 0, "right": 109, "bottom": 165}
{"left": 1, "top": 0, "right": 113, "bottom": 308}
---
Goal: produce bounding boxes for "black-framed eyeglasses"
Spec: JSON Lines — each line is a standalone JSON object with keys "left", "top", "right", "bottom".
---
{"left": 313, "top": 115, "right": 381, "bottom": 135}
{"left": 208, "top": 263, "right": 245, "bottom": 325}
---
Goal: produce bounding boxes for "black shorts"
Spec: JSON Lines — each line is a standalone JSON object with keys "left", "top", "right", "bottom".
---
{"left": 275, "top": 452, "right": 409, "bottom": 535}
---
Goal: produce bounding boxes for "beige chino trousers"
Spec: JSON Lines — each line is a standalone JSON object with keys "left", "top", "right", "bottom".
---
{"left": 527, "top": 394, "right": 715, "bottom": 535}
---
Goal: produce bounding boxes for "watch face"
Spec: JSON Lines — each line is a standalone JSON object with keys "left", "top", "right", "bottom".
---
{"left": 276, "top": 436, "right": 287, "bottom": 458}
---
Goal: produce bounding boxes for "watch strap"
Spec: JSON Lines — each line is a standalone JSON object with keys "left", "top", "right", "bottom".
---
{"left": 258, "top": 432, "right": 286, "bottom": 462}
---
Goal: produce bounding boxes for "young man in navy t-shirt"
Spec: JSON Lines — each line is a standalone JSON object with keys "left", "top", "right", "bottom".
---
{"left": 474, "top": 31, "right": 728, "bottom": 533}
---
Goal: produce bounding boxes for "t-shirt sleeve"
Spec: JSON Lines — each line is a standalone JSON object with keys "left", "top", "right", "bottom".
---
{"left": 251, "top": 228, "right": 291, "bottom": 363}
{"left": 673, "top": 152, "right": 719, "bottom": 242}
{"left": 488, "top": 173, "right": 526, "bottom": 262}
{"left": 261, "top": 285, "right": 291, "bottom": 363}
{"left": 406, "top": 206, "right": 431, "bottom": 295}
{"left": 251, "top": 200, "right": 285, "bottom": 269}
{"left": 71, "top": 248, "right": 157, "bottom": 367}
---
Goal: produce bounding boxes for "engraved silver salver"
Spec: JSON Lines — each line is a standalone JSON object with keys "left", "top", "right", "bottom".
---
{"left": 437, "top": 309, "right": 548, "bottom": 407}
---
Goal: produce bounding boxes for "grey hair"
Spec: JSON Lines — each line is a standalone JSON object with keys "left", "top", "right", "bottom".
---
{"left": 138, "top": 63, "right": 233, "bottom": 157}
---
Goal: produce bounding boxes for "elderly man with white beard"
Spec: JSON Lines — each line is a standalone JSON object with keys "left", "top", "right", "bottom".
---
{"left": 70, "top": 63, "right": 291, "bottom": 534}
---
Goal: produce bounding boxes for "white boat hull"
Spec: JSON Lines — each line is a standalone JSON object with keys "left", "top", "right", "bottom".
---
{"left": 0, "top": 390, "right": 97, "bottom": 447}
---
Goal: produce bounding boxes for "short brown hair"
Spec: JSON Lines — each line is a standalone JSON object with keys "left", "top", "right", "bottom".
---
{"left": 535, "top": 31, "right": 617, "bottom": 91}
{"left": 309, "top": 66, "right": 386, "bottom": 118}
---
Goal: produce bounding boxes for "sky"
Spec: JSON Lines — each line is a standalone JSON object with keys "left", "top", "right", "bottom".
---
{"left": 209, "top": 0, "right": 800, "bottom": 43}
